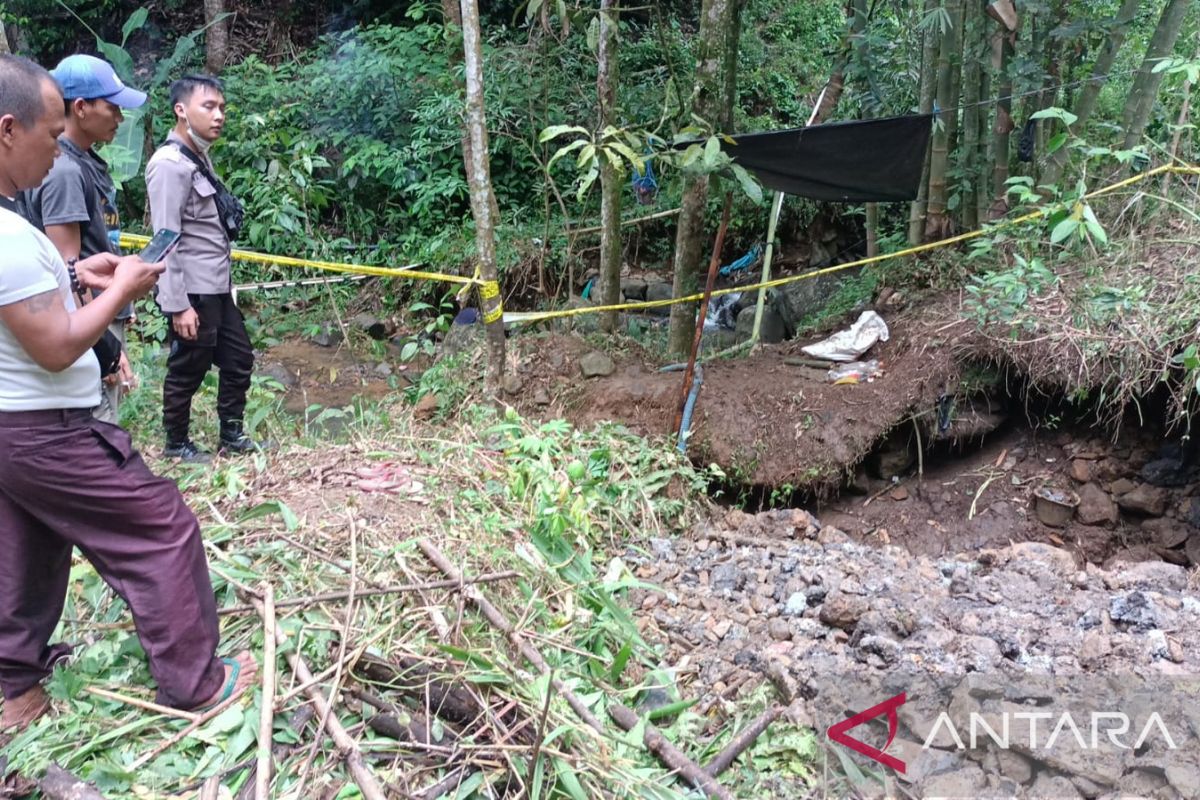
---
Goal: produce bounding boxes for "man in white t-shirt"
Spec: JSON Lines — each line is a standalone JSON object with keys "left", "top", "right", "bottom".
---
{"left": 0, "top": 55, "right": 255, "bottom": 735}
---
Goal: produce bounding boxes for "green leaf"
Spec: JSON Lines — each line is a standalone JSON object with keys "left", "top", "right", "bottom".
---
{"left": 1047, "top": 132, "right": 1068, "bottom": 153}
{"left": 609, "top": 640, "right": 633, "bottom": 684}
{"left": 731, "top": 164, "right": 763, "bottom": 204}
{"left": 1081, "top": 204, "right": 1108, "bottom": 244}
{"left": 554, "top": 758, "right": 589, "bottom": 800}
{"left": 120, "top": 8, "right": 148, "bottom": 45}
{"left": 1050, "top": 217, "right": 1079, "bottom": 244}
{"left": 539, "top": 125, "right": 589, "bottom": 143}
{"left": 547, "top": 139, "right": 588, "bottom": 170}
{"left": 400, "top": 340, "right": 419, "bottom": 361}
{"left": 96, "top": 41, "right": 135, "bottom": 84}
{"left": 1031, "top": 106, "right": 1078, "bottom": 126}
{"left": 702, "top": 136, "right": 721, "bottom": 168}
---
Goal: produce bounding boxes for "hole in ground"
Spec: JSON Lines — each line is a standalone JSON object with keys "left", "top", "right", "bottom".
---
{"left": 708, "top": 375, "right": 1199, "bottom": 567}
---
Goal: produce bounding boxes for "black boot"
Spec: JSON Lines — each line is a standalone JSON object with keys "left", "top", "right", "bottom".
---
{"left": 164, "top": 436, "right": 212, "bottom": 464}
{"left": 219, "top": 419, "right": 259, "bottom": 455}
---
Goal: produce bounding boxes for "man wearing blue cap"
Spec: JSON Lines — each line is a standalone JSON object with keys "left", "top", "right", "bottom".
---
{"left": 21, "top": 54, "right": 146, "bottom": 423}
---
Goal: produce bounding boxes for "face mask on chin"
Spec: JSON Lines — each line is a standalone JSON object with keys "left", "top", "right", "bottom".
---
{"left": 180, "top": 110, "right": 214, "bottom": 156}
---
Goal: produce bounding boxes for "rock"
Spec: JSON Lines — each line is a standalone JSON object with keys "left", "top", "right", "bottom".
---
{"left": 1144, "top": 517, "right": 1191, "bottom": 549}
{"left": 734, "top": 305, "right": 789, "bottom": 344}
{"left": 1079, "top": 631, "right": 1111, "bottom": 667}
{"left": 891, "top": 487, "right": 910, "bottom": 501}
{"left": 412, "top": 393, "right": 439, "bottom": 420}
{"left": 620, "top": 279, "right": 648, "bottom": 301}
{"left": 817, "top": 526, "right": 850, "bottom": 545}
{"left": 921, "top": 764, "right": 987, "bottom": 799}
{"left": 1140, "top": 457, "right": 1193, "bottom": 488}
{"left": 649, "top": 538, "right": 676, "bottom": 562}
{"left": 1109, "top": 591, "right": 1160, "bottom": 633}
{"left": 1186, "top": 497, "right": 1200, "bottom": 529}
{"left": 311, "top": 323, "right": 343, "bottom": 348}
{"left": 533, "top": 387, "right": 552, "bottom": 405}
{"left": 1165, "top": 762, "right": 1200, "bottom": 798}
{"left": 439, "top": 321, "right": 485, "bottom": 359}
{"left": 502, "top": 374, "right": 524, "bottom": 395}
{"left": 351, "top": 312, "right": 393, "bottom": 340}
{"left": 1009, "top": 541, "right": 1077, "bottom": 574}
{"left": 579, "top": 351, "right": 615, "bottom": 378}
{"left": 819, "top": 591, "right": 869, "bottom": 630}
{"left": 1117, "top": 484, "right": 1169, "bottom": 517}
{"left": 373, "top": 361, "right": 393, "bottom": 377}
{"left": 784, "top": 592, "right": 807, "bottom": 616}
{"left": 1109, "top": 478, "right": 1137, "bottom": 496}
{"left": 645, "top": 282, "right": 673, "bottom": 316}
{"left": 711, "top": 563, "right": 743, "bottom": 594}
{"left": 259, "top": 362, "right": 299, "bottom": 388}
{"left": 1028, "top": 773, "right": 1083, "bottom": 800}
{"left": 1070, "top": 459, "right": 1093, "bottom": 483}
{"left": 767, "top": 618, "right": 792, "bottom": 641}
{"left": 994, "top": 749, "right": 1034, "bottom": 785}
{"left": 1076, "top": 483, "right": 1118, "bottom": 526}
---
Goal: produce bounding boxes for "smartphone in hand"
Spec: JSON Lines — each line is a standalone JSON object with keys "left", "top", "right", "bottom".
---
{"left": 139, "top": 229, "right": 182, "bottom": 263}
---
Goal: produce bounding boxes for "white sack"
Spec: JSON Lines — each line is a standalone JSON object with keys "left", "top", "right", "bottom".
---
{"left": 801, "top": 310, "right": 890, "bottom": 362}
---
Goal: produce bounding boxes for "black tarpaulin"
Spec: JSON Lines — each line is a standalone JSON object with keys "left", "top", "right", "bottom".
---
{"left": 721, "top": 113, "right": 933, "bottom": 202}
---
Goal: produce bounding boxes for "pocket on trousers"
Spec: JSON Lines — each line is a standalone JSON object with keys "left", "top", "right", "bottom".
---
{"left": 90, "top": 421, "right": 134, "bottom": 467}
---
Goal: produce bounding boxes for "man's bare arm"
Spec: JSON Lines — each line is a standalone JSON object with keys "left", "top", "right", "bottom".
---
{"left": 0, "top": 288, "right": 129, "bottom": 372}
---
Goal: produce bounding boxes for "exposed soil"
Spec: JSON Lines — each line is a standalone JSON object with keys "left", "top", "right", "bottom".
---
{"left": 511, "top": 312, "right": 961, "bottom": 490}
{"left": 260, "top": 339, "right": 399, "bottom": 415}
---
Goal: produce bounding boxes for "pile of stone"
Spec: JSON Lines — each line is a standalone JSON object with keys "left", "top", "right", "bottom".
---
{"left": 629, "top": 508, "right": 1200, "bottom": 799}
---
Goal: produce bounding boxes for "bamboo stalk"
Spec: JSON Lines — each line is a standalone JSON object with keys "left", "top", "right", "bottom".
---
{"left": 416, "top": 539, "right": 606, "bottom": 736}
{"left": 251, "top": 593, "right": 386, "bottom": 800}
{"left": 703, "top": 705, "right": 783, "bottom": 777}
{"left": 83, "top": 687, "right": 199, "bottom": 722}
{"left": 217, "top": 571, "right": 519, "bottom": 616}
{"left": 254, "top": 583, "right": 276, "bottom": 800}
{"left": 568, "top": 207, "right": 681, "bottom": 236}
{"left": 127, "top": 691, "right": 243, "bottom": 771}
{"left": 608, "top": 704, "right": 733, "bottom": 800}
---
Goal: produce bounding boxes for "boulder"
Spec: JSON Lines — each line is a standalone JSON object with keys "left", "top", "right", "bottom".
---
{"left": 818, "top": 591, "right": 869, "bottom": 630}
{"left": 620, "top": 279, "right": 648, "bottom": 301}
{"left": 579, "top": 351, "right": 615, "bottom": 378}
{"left": 1069, "top": 459, "right": 1092, "bottom": 483}
{"left": 645, "top": 282, "right": 673, "bottom": 316}
{"left": 734, "top": 305, "right": 789, "bottom": 344}
{"left": 1076, "top": 483, "right": 1118, "bottom": 527}
{"left": 1117, "top": 484, "right": 1169, "bottom": 517}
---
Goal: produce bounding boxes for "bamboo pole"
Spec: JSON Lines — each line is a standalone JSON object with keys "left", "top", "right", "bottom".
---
{"left": 254, "top": 584, "right": 276, "bottom": 800}
{"left": 608, "top": 704, "right": 733, "bottom": 800}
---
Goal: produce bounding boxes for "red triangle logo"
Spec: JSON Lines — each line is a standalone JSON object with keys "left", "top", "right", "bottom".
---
{"left": 827, "top": 692, "right": 907, "bottom": 773}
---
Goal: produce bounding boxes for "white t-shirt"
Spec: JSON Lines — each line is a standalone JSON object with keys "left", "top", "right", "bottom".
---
{"left": 0, "top": 205, "right": 100, "bottom": 411}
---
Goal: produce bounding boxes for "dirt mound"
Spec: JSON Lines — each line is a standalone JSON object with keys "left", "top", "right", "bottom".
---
{"left": 629, "top": 508, "right": 1200, "bottom": 798}
{"left": 513, "top": 316, "right": 959, "bottom": 489}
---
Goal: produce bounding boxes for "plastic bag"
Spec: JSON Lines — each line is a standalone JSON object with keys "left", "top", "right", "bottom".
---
{"left": 827, "top": 359, "right": 884, "bottom": 384}
{"left": 801, "top": 310, "right": 890, "bottom": 362}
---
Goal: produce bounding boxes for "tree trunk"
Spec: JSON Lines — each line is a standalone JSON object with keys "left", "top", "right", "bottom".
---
{"left": 908, "top": 0, "right": 940, "bottom": 244}
{"left": 1121, "top": 0, "right": 1192, "bottom": 151}
{"left": 722, "top": 0, "right": 747, "bottom": 130}
{"left": 443, "top": 0, "right": 499, "bottom": 227}
{"left": 203, "top": 0, "right": 230, "bottom": 73}
{"left": 459, "top": 0, "right": 506, "bottom": 395}
{"left": 926, "top": 0, "right": 964, "bottom": 240}
{"left": 1042, "top": 0, "right": 1141, "bottom": 185}
{"left": 961, "top": 0, "right": 982, "bottom": 231}
{"left": 667, "top": 0, "right": 732, "bottom": 357}
{"left": 597, "top": 0, "right": 622, "bottom": 332}
{"left": 0, "top": 19, "right": 11, "bottom": 55}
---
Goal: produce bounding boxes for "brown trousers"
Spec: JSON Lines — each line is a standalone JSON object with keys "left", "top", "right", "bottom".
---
{"left": 0, "top": 409, "right": 222, "bottom": 708}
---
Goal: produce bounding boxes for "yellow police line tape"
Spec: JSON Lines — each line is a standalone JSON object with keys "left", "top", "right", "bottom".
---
{"left": 119, "top": 164, "right": 1196, "bottom": 324}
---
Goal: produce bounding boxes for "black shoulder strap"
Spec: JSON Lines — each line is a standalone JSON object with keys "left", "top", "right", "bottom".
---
{"left": 166, "top": 140, "right": 225, "bottom": 190}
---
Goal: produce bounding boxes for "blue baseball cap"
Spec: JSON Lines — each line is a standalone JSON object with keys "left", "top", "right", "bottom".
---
{"left": 51, "top": 55, "right": 147, "bottom": 108}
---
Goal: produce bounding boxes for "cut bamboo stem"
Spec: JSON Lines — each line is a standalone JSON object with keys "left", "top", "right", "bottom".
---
{"left": 255, "top": 583, "right": 276, "bottom": 800}
{"left": 218, "top": 571, "right": 519, "bottom": 616}
{"left": 416, "top": 539, "right": 605, "bottom": 736}
{"left": 608, "top": 704, "right": 733, "bottom": 800}
{"left": 703, "top": 704, "right": 783, "bottom": 777}
{"left": 41, "top": 763, "right": 107, "bottom": 800}
{"left": 127, "top": 691, "right": 243, "bottom": 771}
{"left": 251, "top": 595, "right": 386, "bottom": 800}
{"left": 83, "top": 687, "right": 199, "bottom": 722}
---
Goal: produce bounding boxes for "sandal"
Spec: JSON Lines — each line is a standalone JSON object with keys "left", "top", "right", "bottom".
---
{"left": 193, "top": 656, "right": 242, "bottom": 713}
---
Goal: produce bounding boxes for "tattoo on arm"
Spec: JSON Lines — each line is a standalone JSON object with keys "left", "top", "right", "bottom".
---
{"left": 21, "top": 290, "right": 59, "bottom": 314}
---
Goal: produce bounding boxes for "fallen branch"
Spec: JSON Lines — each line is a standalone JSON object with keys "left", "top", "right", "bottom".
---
{"left": 355, "top": 654, "right": 496, "bottom": 731}
{"left": 218, "top": 571, "right": 520, "bottom": 616}
{"left": 418, "top": 766, "right": 479, "bottom": 800}
{"left": 703, "top": 704, "right": 783, "bottom": 777}
{"left": 40, "top": 764, "right": 106, "bottom": 800}
{"left": 255, "top": 583, "right": 277, "bottom": 800}
{"left": 607, "top": 704, "right": 733, "bottom": 800}
{"left": 417, "top": 540, "right": 605, "bottom": 736}
{"left": 234, "top": 706, "right": 315, "bottom": 800}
